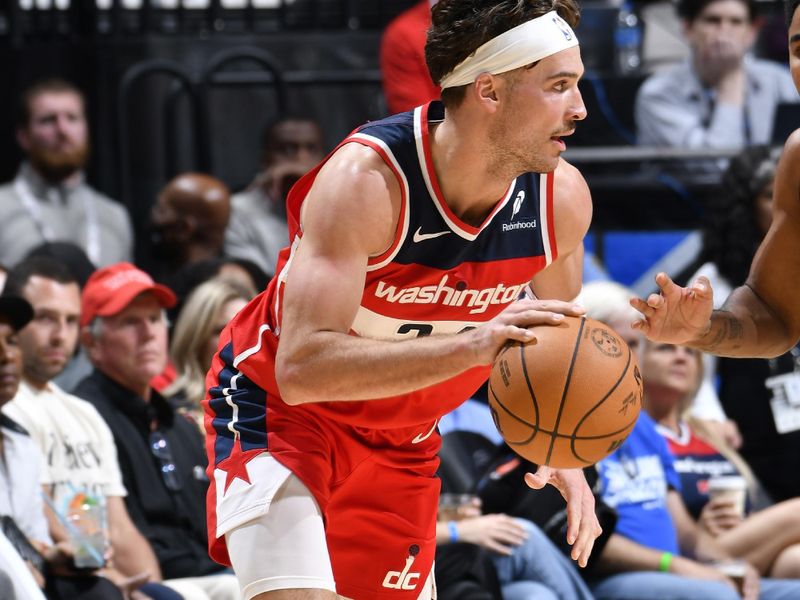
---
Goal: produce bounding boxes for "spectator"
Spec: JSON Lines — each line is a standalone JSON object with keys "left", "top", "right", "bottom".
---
{"left": 224, "top": 116, "right": 324, "bottom": 277}
{"left": 380, "top": 0, "right": 440, "bottom": 113}
{"left": 642, "top": 339, "right": 800, "bottom": 578}
{"left": 1, "top": 256, "right": 193, "bottom": 600}
{"left": 0, "top": 78, "right": 133, "bottom": 268}
{"left": 22, "top": 242, "right": 97, "bottom": 392}
{"left": 165, "top": 278, "right": 250, "bottom": 430}
{"left": 0, "top": 293, "right": 125, "bottom": 600}
{"left": 146, "top": 173, "right": 231, "bottom": 286}
{"left": 635, "top": 0, "right": 797, "bottom": 149}
{"left": 73, "top": 262, "right": 240, "bottom": 600}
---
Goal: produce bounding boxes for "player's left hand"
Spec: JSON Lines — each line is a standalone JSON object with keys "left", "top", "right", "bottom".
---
{"left": 525, "top": 466, "right": 602, "bottom": 568}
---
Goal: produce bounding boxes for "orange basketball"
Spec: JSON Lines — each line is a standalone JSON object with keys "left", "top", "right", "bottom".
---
{"left": 488, "top": 315, "right": 642, "bottom": 469}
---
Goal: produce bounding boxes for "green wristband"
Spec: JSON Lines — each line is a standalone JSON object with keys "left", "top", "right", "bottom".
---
{"left": 659, "top": 552, "right": 673, "bottom": 572}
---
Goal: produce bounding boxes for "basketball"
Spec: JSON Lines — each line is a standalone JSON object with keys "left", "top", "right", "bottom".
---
{"left": 488, "top": 316, "right": 642, "bottom": 469}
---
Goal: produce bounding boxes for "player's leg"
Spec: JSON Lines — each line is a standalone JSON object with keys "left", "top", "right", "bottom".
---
{"left": 325, "top": 457, "right": 439, "bottom": 599}
{"left": 226, "top": 472, "right": 337, "bottom": 599}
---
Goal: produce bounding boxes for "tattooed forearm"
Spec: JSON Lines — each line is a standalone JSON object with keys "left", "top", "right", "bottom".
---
{"left": 699, "top": 311, "right": 743, "bottom": 352}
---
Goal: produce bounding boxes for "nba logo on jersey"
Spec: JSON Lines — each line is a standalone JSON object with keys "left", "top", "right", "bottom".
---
{"left": 511, "top": 191, "right": 525, "bottom": 220}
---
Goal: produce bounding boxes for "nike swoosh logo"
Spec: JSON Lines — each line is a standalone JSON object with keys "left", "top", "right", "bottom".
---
{"left": 413, "top": 227, "right": 451, "bottom": 243}
{"left": 411, "top": 419, "right": 439, "bottom": 444}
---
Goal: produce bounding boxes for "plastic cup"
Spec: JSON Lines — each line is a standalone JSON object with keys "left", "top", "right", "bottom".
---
{"left": 713, "top": 560, "right": 747, "bottom": 595}
{"left": 438, "top": 493, "right": 480, "bottom": 521}
{"left": 67, "top": 497, "right": 107, "bottom": 569}
{"left": 707, "top": 475, "right": 747, "bottom": 518}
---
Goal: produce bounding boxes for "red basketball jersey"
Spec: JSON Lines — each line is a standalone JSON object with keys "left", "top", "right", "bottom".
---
{"left": 205, "top": 101, "right": 558, "bottom": 571}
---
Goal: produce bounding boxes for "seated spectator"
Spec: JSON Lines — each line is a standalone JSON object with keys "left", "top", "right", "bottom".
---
{"left": 224, "top": 116, "right": 324, "bottom": 277}
{"left": 73, "top": 262, "right": 240, "bottom": 599}
{"left": 1, "top": 257, "right": 193, "bottom": 600}
{"left": 642, "top": 339, "right": 800, "bottom": 578}
{"left": 0, "top": 78, "right": 133, "bottom": 268}
{"left": 380, "top": 0, "right": 440, "bottom": 114}
{"left": 635, "top": 0, "right": 797, "bottom": 149}
{"left": 0, "top": 294, "right": 125, "bottom": 600}
{"left": 165, "top": 278, "right": 251, "bottom": 430}
{"left": 22, "top": 242, "right": 97, "bottom": 392}
{"left": 145, "top": 173, "right": 232, "bottom": 286}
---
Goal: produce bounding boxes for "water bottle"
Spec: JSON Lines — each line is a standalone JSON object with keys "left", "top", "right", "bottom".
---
{"left": 614, "top": 1, "right": 642, "bottom": 75}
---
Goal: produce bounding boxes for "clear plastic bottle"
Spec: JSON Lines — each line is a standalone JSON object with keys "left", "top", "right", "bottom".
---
{"left": 614, "top": 1, "right": 643, "bottom": 75}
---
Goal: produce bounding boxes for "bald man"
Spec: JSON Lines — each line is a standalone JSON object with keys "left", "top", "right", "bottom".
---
{"left": 147, "top": 173, "right": 231, "bottom": 282}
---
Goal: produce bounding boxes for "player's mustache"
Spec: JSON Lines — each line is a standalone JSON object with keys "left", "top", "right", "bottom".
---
{"left": 551, "top": 123, "right": 578, "bottom": 136}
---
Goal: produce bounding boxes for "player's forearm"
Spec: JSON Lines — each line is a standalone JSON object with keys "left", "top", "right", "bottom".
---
{"left": 276, "top": 330, "right": 482, "bottom": 405}
{"left": 690, "top": 285, "right": 795, "bottom": 358}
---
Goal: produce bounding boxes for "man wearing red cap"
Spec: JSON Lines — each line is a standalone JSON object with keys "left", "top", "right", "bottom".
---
{"left": 73, "top": 262, "right": 241, "bottom": 600}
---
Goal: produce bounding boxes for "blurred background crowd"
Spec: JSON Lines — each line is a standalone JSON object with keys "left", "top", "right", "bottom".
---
{"left": 0, "top": 0, "right": 799, "bottom": 598}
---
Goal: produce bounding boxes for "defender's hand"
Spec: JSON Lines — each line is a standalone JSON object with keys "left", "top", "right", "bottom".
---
{"left": 630, "top": 273, "right": 714, "bottom": 344}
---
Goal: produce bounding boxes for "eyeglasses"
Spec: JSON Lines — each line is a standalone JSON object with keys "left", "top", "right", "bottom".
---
{"left": 149, "top": 430, "right": 182, "bottom": 492}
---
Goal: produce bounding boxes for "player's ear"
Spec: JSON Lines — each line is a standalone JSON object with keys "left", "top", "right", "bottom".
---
{"left": 473, "top": 73, "right": 500, "bottom": 113}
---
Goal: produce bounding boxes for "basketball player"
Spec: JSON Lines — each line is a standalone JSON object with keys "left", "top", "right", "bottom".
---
{"left": 204, "top": 1, "right": 602, "bottom": 598}
{"left": 631, "top": 0, "right": 800, "bottom": 359}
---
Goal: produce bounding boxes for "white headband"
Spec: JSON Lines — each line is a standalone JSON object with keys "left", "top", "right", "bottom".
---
{"left": 438, "top": 11, "right": 579, "bottom": 90}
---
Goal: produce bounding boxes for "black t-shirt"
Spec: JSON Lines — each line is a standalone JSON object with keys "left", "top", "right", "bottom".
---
{"left": 75, "top": 371, "right": 223, "bottom": 579}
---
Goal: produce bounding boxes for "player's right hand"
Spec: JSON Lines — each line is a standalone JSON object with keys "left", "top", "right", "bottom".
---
{"left": 630, "top": 272, "right": 714, "bottom": 345}
{"left": 469, "top": 298, "right": 585, "bottom": 365}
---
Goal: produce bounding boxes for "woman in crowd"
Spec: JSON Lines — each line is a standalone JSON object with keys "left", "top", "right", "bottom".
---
{"left": 166, "top": 278, "right": 251, "bottom": 429}
{"left": 641, "top": 339, "right": 800, "bottom": 578}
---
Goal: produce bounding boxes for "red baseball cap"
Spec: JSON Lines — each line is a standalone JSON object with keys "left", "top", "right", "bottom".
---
{"left": 80, "top": 262, "right": 177, "bottom": 327}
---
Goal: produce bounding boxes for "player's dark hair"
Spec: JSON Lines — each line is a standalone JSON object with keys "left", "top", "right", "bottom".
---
{"left": 17, "top": 78, "right": 85, "bottom": 129}
{"left": 786, "top": 0, "right": 800, "bottom": 26}
{"left": 426, "top": 0, "right": 581, "bottom": 109}
{"left": 700, "top": 145, "right": 779, "bottom": 286}
{"left": 3, "top": 256, "right": 79, "bottom": 297}
{"left": 677, "top": 0, "right": 757, "bottom": 23}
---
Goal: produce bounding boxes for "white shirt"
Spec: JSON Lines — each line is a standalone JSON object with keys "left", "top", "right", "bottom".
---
{"left": 0, "top": 415, "right": 50, "bottom": 545}
{"left": 3, "top": 380, "right": 126, "bottom": 514}
{"left": 0, "top": 528, "right": 47, "bottom": 600}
